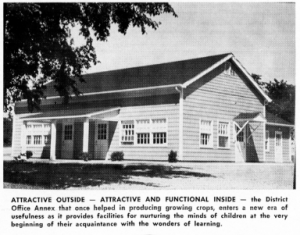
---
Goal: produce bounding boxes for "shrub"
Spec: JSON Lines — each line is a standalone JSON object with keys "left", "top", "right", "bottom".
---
{"left": 168, "top": 150, "right": 177, "bottom": 163}
{"left": 111, "top": 151, "right": 124, "bottom": 161}
{"left": 79, "top": 152, "right": 91, "bottom": 161}
{"left": 26, "top": 151, "right": 33, "bottom": 159}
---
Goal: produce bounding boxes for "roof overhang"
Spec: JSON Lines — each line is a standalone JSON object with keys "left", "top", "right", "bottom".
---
{"left": 266, "top": 122, "right": 294, "bottom": 128}
{"left": 21, "top": 107, "right": 120, "bottom": 122}
{"left": 234, "top": 112, "right": 266, "bottom": 123}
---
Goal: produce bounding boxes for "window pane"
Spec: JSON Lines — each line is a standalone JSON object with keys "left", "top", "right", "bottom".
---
{"left": 26, "top": 136, "right": 31, "bottom": 145}
{"left": 121, "top": 121, "right": 134, "bottom": 144}
{"left": 153, "top": 132, "right": 166, "bottom": 144}
{"left": 219, "top": 136, "right": 228, "bottom": 148}
{"left": 64, "top": 125, "right": 73, "bottom": 140}
{"left": 34, "top": 135, "right": 42, "bottom": 145}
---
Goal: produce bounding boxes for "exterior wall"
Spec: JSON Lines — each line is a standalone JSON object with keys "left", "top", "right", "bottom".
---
{"left": 265, "top": 125, "right": 291, "bottom": 163}
{"left": 13, "top": 93, "right": 179, "bottom": 161}
{"left": 106, "top": 103, "right": 179, "bottom": 161}
{"left": 183, "top": 63, "right": 265, "bottom": 162}
{"left": 12, "top": 114, "right": 51, "bottom": 158}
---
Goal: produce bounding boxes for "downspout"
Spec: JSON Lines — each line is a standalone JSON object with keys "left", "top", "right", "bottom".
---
{"left": 175, "top": 86, "right": 184, "bottom": 161}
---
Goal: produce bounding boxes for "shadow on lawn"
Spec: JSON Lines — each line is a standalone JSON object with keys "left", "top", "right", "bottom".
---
{"left": 3, "top": 162, "right": 215, "bottom": 189}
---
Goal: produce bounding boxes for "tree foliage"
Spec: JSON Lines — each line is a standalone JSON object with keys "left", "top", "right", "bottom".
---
{"left": 252, "top": 74, "right": 295, "bottom": 124}
{"left": 4, "top": 3, "right": 177, "bottom": 112}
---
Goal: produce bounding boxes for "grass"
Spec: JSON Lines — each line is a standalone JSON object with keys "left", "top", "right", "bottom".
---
{"left": 3, "top": 161, "right": 294, "bottom": 190}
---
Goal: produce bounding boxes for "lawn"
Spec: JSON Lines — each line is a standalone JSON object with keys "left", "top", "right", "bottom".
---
{"left": 3, "top": 160, "right": 295, "bottom": 190}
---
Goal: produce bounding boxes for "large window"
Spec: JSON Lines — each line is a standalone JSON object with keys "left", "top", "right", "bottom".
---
{"left": 121, "top": 121, "right": 134, "bottom": 144}
{"left": 200, "top": 120, "right": 213, "bottom": 148}
{"left": 265, "top": 131, "right": 269, "bottom": 152}
{"left": 218, "top": 122, "right": 230, "bottom": 148}
{"left": 120, "top": 118, "right": 167, "bottom": 146}
{"left": 25, "top": 123, "right": 51, "bottom": 146}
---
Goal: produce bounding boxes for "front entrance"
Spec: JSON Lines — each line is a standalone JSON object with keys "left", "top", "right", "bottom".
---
{"left": 234, "top": 125, "right": 246, "bottom": 162}
{"left": 275, "top": 131, "right": 283, "bottom": 163}
{"left": 94, "top": 121, "right": 109, "bottom": 160}
{"left": 61, "top": 121, "right": 74, "bottom": 159}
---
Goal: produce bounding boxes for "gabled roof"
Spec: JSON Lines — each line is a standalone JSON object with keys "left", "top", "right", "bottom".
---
{"left": 234, "top": 112, "right": 266, "bottom": 123}
{"left": 43, "top": 53, "right": 271, "bottom": 102}
{"left": 266, "top": 112, "right": 294, "bottom": 127}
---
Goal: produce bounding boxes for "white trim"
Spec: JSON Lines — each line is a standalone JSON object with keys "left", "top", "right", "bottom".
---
{"left": 266, "top": 122, "right": 294, "bottom": 127}
{"left": 199, "top": 119, "right": 214, "bottom": 149}
{"left": 119, "top": 117, "right": 168, "bottom": 147}
{"left": 183, "top": 54, "right": 233, "bottom": 88}
{"left": 265, "top": 130, "right": 270, "bottom": 152}
{"left": 21, "top": 107, "right": 121, "bottom": 121}
{"left": 217, "top": 120, "right": 230, "bottom": 149}
{"left": 175, "top": 86, "right": 184, "bottom": 160}
{"left": 231, "top": 57, "right": 272, "bottom": 102}
{"left": 21, "top": 84, "right": 184, "bottom": 101}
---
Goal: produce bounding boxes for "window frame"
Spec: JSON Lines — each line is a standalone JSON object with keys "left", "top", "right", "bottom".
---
{"left": 25, "top": 123, "right": 51, "bottom": 147}
{"left": 217, "top": 121, "right": 230, "bottom": 149}
{"left": 199, "top": 119, "right": 213, "bottom": 148}
{"left": 265, "top": 130, "right": 270, "bottom": 152}
{"left": 119, "top": 118, "right": 168, "bottom": 147}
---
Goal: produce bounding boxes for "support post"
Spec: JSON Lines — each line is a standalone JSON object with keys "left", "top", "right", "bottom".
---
{"left": 83, "top": 118, "right": 89, "bottom": 152}
{"left": 50, "top": 121, "right": 57, "bottom": 160}
{"left": 21, "top": 121, "right": 27, "bottom": 153}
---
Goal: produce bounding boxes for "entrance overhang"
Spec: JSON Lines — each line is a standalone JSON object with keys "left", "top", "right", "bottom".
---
{"left": 21, "top": 107, "right": 121, "bottom": 122}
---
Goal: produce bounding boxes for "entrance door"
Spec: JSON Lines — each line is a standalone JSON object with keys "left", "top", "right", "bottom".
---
{"left": 275, "top": 131, "right": 283, "bottom": 163}
{"left": 94, "top": 121, "right": 109, "bottom": 160}
{"left": 61, "top": 122, "right": 74, "bottom": 159}
{"left": 235, "top": 125, "right": 246, "bottom": 162}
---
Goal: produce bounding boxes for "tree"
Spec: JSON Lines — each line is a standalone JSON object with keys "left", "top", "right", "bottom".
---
{"left": 4, "top": 3, "right": 177, "bottom": 112}
{"left": 264, "top": 79, "right": 295, "bottom": 124}
{"left": 252, "top": 74, "right": 295, "bottom": 124}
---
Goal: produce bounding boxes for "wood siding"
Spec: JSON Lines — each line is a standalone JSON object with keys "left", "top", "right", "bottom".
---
{"left": 265, "top": 125, "right": 291, "bottom": 163}
{"left": 106, "top": 104, "right": 179, "bottom": 161}
{"left": 183, "top": 64, "right": 265, "bottom": 162}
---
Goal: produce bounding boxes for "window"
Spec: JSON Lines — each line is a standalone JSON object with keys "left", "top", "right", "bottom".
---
{"left": 265, "top": 131, "right": 269, "bottom": 151}
{"left": 44, "top": 135, "right": 51, "bottom": 145}
{"left": 137, "top": 133, "right": 150, "bottom": 144}
{"left": 25, "top": 123, "right": 51, "bottom": 146}
{"left": 153, "top": 132, "right": 167, "bottom": 144}
{"left": 200, "top": 120, "right": 213, "bottom": 148}
{"left": 97, "top": 124, "right": 107, "bottom": 140}
{"left": 120, "top": 118, "right": 167, "bottom": 146}
{"left": 64, "top": 125, "right": 73, "bottom": 140}
{"left": 33, "top": 124, "right": 43, "bottom": 129}
{"left": 218, "top": 122, "right": 230, "bottom": 148}
{"left": 34, "top": 135, "right": 42, "bottom": 145}
{"left": 26, "top": 136, "right": 31, "bottom": 145}
{"left": 121, "top": 121, "right": 134, "bottom": 144}
{"left": 236, "top": 126, "right": 244, "bottom": 142}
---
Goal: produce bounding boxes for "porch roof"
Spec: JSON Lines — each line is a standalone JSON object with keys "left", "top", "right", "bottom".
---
{"left": 21, "top": 107, "right": 120, "bottom": 121}
{"left": 234, "top": 112, "right": 266, "bottom": 123}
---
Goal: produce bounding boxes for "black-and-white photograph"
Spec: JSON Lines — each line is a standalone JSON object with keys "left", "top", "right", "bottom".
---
{"left": 3, "top": 2, "right": 295, "bottom": 190}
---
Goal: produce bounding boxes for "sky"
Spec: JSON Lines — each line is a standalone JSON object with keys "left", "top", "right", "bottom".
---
{"left": 77, "top": 2, "right": 295, "bottom": 85}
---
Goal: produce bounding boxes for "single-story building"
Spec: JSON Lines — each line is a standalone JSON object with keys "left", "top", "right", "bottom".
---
{"left": 12, "top": 53, "right": 294, "bottom": 162}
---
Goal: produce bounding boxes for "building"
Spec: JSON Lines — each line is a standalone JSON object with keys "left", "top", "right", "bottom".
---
{"left": 12, "top": 53, "right": 294, "bottom": 162}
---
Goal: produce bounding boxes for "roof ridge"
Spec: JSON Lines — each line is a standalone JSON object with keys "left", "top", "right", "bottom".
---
{"left": 82, "top": 53, "right": 233, "bottom": 77}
